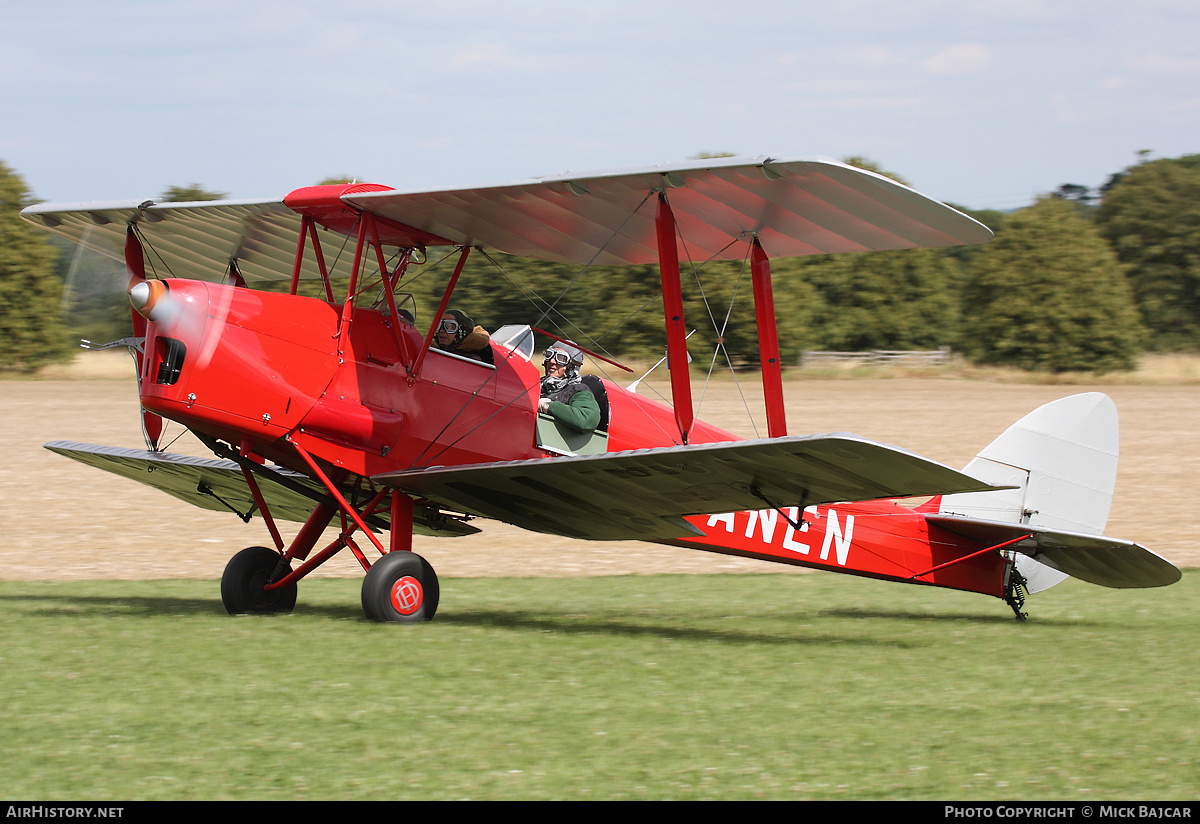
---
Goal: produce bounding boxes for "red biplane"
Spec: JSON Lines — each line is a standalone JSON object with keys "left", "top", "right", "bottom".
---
{"left": 22, "top": 155, "right": 1180, "bottom": 622}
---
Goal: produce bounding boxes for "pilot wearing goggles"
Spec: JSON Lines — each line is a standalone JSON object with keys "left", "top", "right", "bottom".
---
{"left": 538, "top": 341, "right": 600, "bottom": 434}
{"left": 434, "top": 309, "right": 492, "bottom": 362}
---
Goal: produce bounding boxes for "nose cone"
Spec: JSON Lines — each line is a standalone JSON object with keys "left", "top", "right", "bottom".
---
{"left": 129, "top": 279, "right": 170, "bottom": 322}
{"left": 129, "top": 280, "right": 151, "bottom": 312}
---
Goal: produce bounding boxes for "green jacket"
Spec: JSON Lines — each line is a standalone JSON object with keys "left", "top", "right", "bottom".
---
{"left": 545, "top": 383, "right": 601, "bottom": 434}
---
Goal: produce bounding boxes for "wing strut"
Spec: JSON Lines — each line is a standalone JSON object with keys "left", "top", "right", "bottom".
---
{"left": 751, "top": 237, "right": 787, "bottom": 438}
{"left": 412, "top": 246, "right": 472, "bottom": 379}
{"left": 655, "top": 193, "right": 694, "bottom": 443}
{"left": 290, "top": 215, "right": 335, "bottom": 301}
{"left": 286, "top": 434, "right": 388, "bottom": 557}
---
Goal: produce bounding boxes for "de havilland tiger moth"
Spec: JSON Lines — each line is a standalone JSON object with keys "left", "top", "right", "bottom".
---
{"left": 21, "top": 155, "right": 1181, "bottom": 622}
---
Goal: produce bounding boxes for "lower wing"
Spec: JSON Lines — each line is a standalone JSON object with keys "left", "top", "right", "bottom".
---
{"left": 376, "top": 433, "right": 1005, "bottom": 541}
{"left": 44, "top": 441, "right": 479, "bottom": 537}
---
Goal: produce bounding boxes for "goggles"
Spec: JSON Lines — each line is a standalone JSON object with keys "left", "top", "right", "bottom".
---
{"left": 543, "top": 348, "right": 573, "bottom": 366}
{"left": 438, "top": 318, "right": 460, "bottom": 334}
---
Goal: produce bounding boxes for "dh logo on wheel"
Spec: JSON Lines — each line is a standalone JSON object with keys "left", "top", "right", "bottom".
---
{"left": 390, "top": 576, "right": 424, "bottom": 615}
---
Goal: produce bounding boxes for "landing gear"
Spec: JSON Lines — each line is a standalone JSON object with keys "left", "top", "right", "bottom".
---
{"left": 1003, "top": 564, "right": 1030, "bottom": 622}
{"left": 221, "top": 546, "right": 297, "bottom": 615}
{"left": 361, "top": 551, "right": 440, "bottom": 623}
{"left": 216, "top": 448, "right": 436, "bottom": 622}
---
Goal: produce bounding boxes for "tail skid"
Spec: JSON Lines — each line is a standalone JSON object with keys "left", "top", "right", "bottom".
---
{"left": 935, "top": 393, "right": 1180, "bottom": 595}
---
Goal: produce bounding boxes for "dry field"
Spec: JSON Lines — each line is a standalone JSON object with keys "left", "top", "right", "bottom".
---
{"left": 2, "top": 351, "right": 1197, "bottom": 581}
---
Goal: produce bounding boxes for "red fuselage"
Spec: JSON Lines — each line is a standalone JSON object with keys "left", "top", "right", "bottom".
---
{"left": 137, "top": 279, "right": 1008, "bottom": 600}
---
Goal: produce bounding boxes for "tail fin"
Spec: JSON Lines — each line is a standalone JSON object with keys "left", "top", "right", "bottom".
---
{"left": 935, "top": 393, "right": 1179, "bottom": 592}
{"left": 941, "top": 392, "right": 1118, "bottom": 534}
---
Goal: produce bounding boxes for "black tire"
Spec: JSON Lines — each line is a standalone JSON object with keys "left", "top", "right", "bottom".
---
{"left": 361, "top": 551, "right": 439, "bottom": 623}
{"left": 221, "top": 546, "right": 297, "bottom": 615}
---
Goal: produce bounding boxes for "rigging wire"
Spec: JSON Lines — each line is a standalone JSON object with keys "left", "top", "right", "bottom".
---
{"left": 476, "top": 248, "right": 593, "bottom": 345}
{"left": 531, "top": 191, "right": 654, "bottom": 331}
{"left": 132, "top": 224, "right": 172, "bottom": 281}
{"left": 404, "top": 341, "right": 539, "bottom": 470}
{"left": 469, "top": 195, "right": 768, "bottom": 438}
{"left": 661, "top": 209, "right": 763, "bottom": 438}
{"left": 477, "top": 240, "right": 683, "bottom": 409}
{"left": 696, "top": 246, "right": 763, "bottom": 439}
{"left": 407, "top": 192, "right": 676, "bottom": 467}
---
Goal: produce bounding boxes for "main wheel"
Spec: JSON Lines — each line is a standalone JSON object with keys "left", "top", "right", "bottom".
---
{"left": 221, "top": 546, "right": 297, "bottom": 615}
{"left": 361, "top": 551, "right": 440, "bottom": 623}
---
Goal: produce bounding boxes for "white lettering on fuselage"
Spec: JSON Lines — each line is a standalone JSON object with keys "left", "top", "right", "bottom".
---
{"left": 705, "top": 506, "right": 854, "bottom": 566}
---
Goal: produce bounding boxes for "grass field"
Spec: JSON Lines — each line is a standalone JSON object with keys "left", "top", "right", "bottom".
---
{"left": 3, "top": 361, "right": 1197, "bottom": 800}
{"left": 1, "top": 572, "right": 1195, "bottom": 801}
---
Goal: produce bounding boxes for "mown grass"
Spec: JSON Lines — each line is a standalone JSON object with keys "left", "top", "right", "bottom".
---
{"left": 0, "top": 572, "right": 1195, "bottom": 801}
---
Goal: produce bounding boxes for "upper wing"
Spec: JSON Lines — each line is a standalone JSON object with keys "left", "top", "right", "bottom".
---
{"left": 20, "top": 155, "right": 991, "bottom": 281}
{"left": 44, "top": 441, "right": 479, "bottom": 537}
{"left": 926, "top": 514, "right": 1181, "bottom": 589}
{"left": 374, "top": 433, "right": 1003, "bottom": 541}
{"left": 20, "top": 198, "right": 316, "bottom": 284}
{"left": 348, "top": 155, "right": 993, "bottom": 265}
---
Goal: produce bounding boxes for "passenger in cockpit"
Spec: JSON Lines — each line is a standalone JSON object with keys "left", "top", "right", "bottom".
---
{"left": 435, "top": 309, "right": 493, "bottom": 363}
{"left": 537, "top": 341, "right": 600, "bottom": 434}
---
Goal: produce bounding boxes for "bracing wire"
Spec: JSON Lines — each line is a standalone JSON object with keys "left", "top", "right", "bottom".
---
{"left": 665, "top": 211, "right": 763, "bottom": 437}
{"left": 531, "top": 191, "right": 655, "bottom": 330}
{"left": 392, "top": 188, "right": 775, "bottom": 463}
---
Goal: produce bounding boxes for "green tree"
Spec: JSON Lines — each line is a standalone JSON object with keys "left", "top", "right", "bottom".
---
{"left": 841, "top": 156, "right": 908, "bottom": 186}
{"left": 160, "top": 184, "right": 227, "bottom": 202}
{"left": 0, "top": 161, "right": 73, "bottom": 371}
{"left": 1053, "top": 183, "right": 1095, "bottom": 206}
{"left": 941, "top": 205, "right": 1005, "bottom": 274}
{"left": 677, "top": 257, "right": 815, "bottom": 370}
{"left": 395, "top": 247, "right": 818, "bottom": 372}
{"left": 947, "top": 205, "right": 1006, "bottom": 237}
{"left": 798, "top": 249, "right": 961, "bottom": 352}
{"left": 1094, "top": 155, "right": 1200, "bottom": 350}
{"left": 50, "top": 237, "right": 131, "bottom": 348}
{"left": 402, "top": 252, "right": 687, "bottom": 366}
{"left": 959, "top": 196, "right": 1143, "bottom": 373}
{"left": 783, "top": 155, "right": 966, "bottom": 356}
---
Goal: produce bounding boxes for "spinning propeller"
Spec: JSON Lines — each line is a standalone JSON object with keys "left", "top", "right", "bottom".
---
{"left": 128, "top": 277, "right": 235, "bottom": 369}
{"left": 122, "top": 228, "right": 237, "bottom": 450}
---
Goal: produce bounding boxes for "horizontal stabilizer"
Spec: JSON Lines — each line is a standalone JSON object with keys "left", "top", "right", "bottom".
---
{"left": 927, "top": 514, "right": 1181, "bottom": 589}
{"left": 376, "top": 434, "right": 1005, "bottom": 541}
{"left": 44, "top": 441, "right": 478, "bottom": 537}
{"left": 934, "top": 393, "right": 1180, "bottom": 591}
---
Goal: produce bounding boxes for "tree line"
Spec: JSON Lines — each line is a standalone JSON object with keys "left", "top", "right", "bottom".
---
{"left": 2, "top": 154, "right": 1198, "bottom": 374}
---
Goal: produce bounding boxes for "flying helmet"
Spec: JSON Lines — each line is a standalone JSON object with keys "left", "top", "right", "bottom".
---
{"left": 543, "top": 341, "right": 584, "bottom": 369}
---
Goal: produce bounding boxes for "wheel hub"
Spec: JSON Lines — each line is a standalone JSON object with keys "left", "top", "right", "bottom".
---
{"left": 389, "top": 576, "right": 424, "bottom": 615}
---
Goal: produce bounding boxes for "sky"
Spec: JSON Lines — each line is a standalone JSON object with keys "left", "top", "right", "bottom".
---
{"left": 3, "top": 0, "right": 1199, "bottom": 212}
